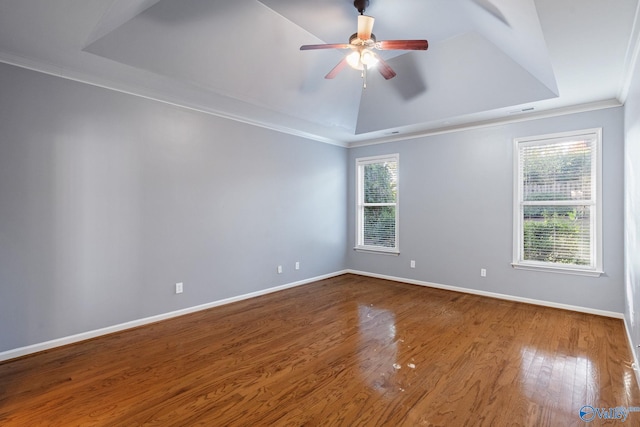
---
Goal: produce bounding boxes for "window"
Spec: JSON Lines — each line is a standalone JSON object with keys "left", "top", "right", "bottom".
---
{"left": 513, "top": 128, "right": 602, "bottom": 276}
{"left": 356, "top": 154, "right": 399, "bottom": 254}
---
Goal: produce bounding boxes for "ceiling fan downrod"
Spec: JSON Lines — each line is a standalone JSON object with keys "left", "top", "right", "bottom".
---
{"left": 354, "top": 0, "right": 369, "bottom": 15}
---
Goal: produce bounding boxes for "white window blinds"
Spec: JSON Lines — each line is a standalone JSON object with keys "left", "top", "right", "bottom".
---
{"left": 513, "top": 129, "right": 602, "bottom": 275}
{"left": 356, "top": 154, "right": 399, "bottom": 253}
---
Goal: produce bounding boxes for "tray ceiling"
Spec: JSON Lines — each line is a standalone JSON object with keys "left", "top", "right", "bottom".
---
{"left": 0, "top": 0, "right": 638, "bottom": 145}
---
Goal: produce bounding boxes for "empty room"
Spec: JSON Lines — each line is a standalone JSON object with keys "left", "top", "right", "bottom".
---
{"left": 2, "top": 0, "right": 640, "bottom": 425}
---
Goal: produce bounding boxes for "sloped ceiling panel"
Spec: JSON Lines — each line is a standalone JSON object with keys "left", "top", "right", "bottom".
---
{"left": 536, "top": 0, "right": 638, "bottom": 104}
{"left": 462, "top": 0, "right": 558, "bottom": 96}
{"left": 85, "top": 0, "right": 363, "bottom": 133}
{"left": 355, "top": 32, "right": 559, "bottom": 134}
{"left": 86, "top": 0, "right": 559, "bottom": 136}
{"left": 84, "top": 0, "right": 163, "bottom": 46}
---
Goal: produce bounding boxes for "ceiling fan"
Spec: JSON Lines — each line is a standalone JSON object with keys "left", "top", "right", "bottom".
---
{"left": 300, "top": 0, "right": 428, "bottom": 88}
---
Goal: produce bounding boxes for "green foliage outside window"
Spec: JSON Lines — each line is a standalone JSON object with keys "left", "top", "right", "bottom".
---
{"left": 363, "top": 162, "right": 397, "bottom": 248}
{"left": 523, "top": 208, "right": 588, "bottom": 265}
{"left": 521, "top": 140, "right": 591, "bottom": 266}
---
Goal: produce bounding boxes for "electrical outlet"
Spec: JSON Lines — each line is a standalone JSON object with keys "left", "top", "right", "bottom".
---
{"left": 295, "top": 261, "right": 300, "bottom": 270}
{"left": 410, "top": 260, "right": 416, "bottom": 269}
{"left": 175, "top": 282, "right": 183, "bottom": 294}
{"left": 277, "top": 265, "right": 283, "bottom": 274}
{"left": 480, "top": 269, "right": 487, "bottom": 277}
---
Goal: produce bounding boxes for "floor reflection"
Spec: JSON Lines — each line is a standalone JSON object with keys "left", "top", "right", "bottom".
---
{"left": 519, "top": 345, "right": 599, "bottom": 415}
{"left": 357, "top": 304, "right": 399, "bottom": 395}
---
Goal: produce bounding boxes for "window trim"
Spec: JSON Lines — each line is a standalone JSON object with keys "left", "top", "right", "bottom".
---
{"left": 512, "top": 128, "right": 603, "bottom": 277}
{"left": 355, "top": 153, "right": 400, "bottom": 255}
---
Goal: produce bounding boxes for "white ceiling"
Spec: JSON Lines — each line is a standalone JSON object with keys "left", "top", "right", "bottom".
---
{"left": 0, "top": 0, "right": 638, "bottom": 146}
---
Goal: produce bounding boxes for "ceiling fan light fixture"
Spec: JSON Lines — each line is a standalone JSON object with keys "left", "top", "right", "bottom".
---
{"left": 361, "top": 49, "right": 378, "bottom": 67}
{"left": 347, "top": 51, "right": 362, "bottom": 69}
{"left": 346, "top": 49, "right": 378, "bottom": 70}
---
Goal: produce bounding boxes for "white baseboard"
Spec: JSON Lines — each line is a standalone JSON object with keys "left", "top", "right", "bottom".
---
{"left": 623, "top": 318, "right": 640, "bottom": 390}
{"left": 0, "top": 270, "right": 349, "bottom": 363}
{"left": 1, "top": 269, "right": 626, "bottom": 363}
{"left": 346, "top": 270, "right": 625, "bottom": 319}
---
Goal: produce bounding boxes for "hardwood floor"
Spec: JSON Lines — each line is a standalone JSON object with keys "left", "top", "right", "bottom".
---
{"left": 1, "top": 274, "right": 639, "bottom": 426}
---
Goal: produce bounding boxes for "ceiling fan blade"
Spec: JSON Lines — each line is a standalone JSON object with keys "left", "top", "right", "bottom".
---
{"left": 300, "top": 43, "right": 353, "bottom": 51}
{"left": 377, "top": 40, "right": 429, "bottom": 51}
{"left": 357, "top": 15, "right": 375, "bottom": 40}
{"left": 325, "top": 57, "right": 349, "bottom": 79}
{"left": 375, "top": 56, "right": 396, "bottom": 80}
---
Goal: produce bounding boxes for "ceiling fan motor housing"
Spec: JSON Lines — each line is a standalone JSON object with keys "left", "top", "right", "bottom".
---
{"left": 349, "top": 33, "right": 376, "bottom": 44}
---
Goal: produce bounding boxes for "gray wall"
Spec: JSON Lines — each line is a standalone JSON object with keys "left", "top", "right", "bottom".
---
{"left": 348, "top": 107, "right": 626, "bottom": 313}
{"left": 0, "top": 59, "right": 631, "bottom": 356}
{"left": 0, "top": 63, "right": 347, "bottom": 353}
{"left": 624, "top": 48, "right": 640, "bottom": 361}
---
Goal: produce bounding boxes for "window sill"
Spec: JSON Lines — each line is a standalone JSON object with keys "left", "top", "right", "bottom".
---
{"left": 354, "top": 247, "right": 400, "bottom": 256}
{"left": 511, "top": 262, "right": 603, "bottom": 277}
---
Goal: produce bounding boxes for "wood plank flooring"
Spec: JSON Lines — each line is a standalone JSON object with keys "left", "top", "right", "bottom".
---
{"left": 1, "top": 274, "right": 639, "bottom": 426}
